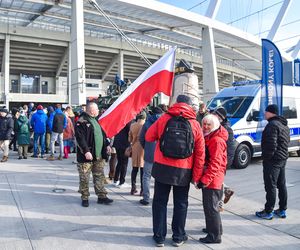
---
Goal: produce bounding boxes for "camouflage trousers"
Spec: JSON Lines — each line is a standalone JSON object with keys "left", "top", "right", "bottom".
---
{"left": 77, "top": 159, "right": 107, "bottom": 200}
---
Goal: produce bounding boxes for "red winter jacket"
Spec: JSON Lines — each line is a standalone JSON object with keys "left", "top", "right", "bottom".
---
{"left": 145, "top": 103, "right": 205, "bottom": 186}
{"left": 201, "top": 126, "right": 228, "bottom": 189}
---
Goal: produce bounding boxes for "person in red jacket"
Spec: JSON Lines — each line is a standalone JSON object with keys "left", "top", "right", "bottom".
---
{"left": 197, "top": 114, "right": 228, "bottom": 244}
{"left": 145, "top": 95, "right": 205, "bottom": 247}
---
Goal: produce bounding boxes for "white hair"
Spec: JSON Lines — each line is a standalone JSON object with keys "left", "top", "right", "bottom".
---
{"left": 202, "top": 114, "right": 220, "bottom": 136}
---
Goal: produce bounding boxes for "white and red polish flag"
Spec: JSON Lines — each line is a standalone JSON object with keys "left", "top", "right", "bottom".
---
{"left": 99, "top": 47, "right": 176, "bottom": 138}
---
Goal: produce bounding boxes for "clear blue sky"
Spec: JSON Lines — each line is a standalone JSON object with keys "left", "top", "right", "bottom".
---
{"left": 157, "top": 0, "right": 300, "bottom": 54}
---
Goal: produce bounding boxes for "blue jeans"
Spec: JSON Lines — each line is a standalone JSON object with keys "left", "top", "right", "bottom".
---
{"left": 152, "top": 180, "right": 190, "bottom": 243}
{"left": 34, "top": 132, "right": 45, "bottom": 156}
{"left": 142, "top": 161, "right": 153, "bottom": 202}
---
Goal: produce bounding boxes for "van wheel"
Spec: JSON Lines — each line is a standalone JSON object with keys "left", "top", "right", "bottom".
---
{"left": 233, "top": 144, "right": 251, "bottom": 169}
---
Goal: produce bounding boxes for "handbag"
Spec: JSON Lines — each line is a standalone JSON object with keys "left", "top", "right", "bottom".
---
{"left": 124, "top": 146, "right": 132, "bottom": 157}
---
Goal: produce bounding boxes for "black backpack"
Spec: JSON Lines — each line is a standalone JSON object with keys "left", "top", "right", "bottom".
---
{"left": 159, "top": 114, "right": 194, "bottom": 159}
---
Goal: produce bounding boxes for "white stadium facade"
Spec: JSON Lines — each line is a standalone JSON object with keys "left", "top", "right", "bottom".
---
{"left": 0, "top": 0, "right": 295, "bottom": 108}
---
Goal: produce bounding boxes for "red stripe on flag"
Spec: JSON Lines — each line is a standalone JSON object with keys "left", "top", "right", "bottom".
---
{"left": 99, "top": 70, "right": 174, "bottom": 138}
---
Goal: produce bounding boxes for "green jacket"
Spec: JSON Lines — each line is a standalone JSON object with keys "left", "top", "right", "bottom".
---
{"left": 16, "top": 116, "right": 30, "bottom": 145}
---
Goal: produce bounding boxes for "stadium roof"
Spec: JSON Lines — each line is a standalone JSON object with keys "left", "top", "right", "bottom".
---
{"left": 0, "top": 0, "right": 291, "bottom": 79}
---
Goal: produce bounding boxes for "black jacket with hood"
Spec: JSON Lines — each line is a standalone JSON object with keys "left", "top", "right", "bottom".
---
{"left": 261, "top": 115, "right": 290, "bottom": 163}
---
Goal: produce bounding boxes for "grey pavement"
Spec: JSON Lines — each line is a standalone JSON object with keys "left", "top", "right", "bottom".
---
{"left": 0, "top": 151, "right": 299, "bottom": 250}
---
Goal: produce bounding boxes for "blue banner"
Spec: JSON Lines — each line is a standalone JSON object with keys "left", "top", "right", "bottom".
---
{"left": 256, "top": 39, "right": 283, "bottom": 142}
{"left": 261, "top": 39, "right": 283, "bottom": 115}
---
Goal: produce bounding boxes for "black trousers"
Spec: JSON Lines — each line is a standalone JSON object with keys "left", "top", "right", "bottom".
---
{"left": 131, "top": 167, "right": 144, "bottom": 192}
{"left": 263, "top": 160, "right": 287, "bottom": 213}
{"left": 152, "top": 181, "right": 190, "bottom": 243}
{"left": 202, "top": 188, "right": 223, "bottom": 242}
{"left": 114, "top": 148, "right": 129, "bottom": 185}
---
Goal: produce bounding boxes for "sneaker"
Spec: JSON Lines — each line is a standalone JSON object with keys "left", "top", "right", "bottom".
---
{"left": 113, "top": 181, "right": 120, "bottom": 186}
{"left": 23, "top": 156, "right": 27, "bottom": 159}
{"left": 172, "top": 235, "right": 188, "bottom": 247}
{"left": 81, "top": 200, "right": 89, "bottom": 207}
{"left": 199, "top": 236, "right": 221, "bottom": 244}
{"left": 18, "top": 156, "right": 23, "bottom": 160}
{"left": 57, "top": 155, "right": 63, "bottom": 161}
{"left": 118, "top": 183, "right": 130, "bottom": 188}
{"left": 139, "top": 199, "right": 149, "bottom": 206}
{"left": 97, "top": 197, "right": 113, "bottom": 205}
{"left": 153, "top": 236, "right": 164, "bottom": 247}
{"left": 255, "top": 210, "right": 273, "bottom": 220}
{"left": 224, "top": 189, "right": 234, "bottom": 204}
{"left": 47, "top": 155, "right": 55, "bottom": 161}
{"left": 156, "top": 242, "right": 164, "bottom": 247}
{"left": 274, "top": 209, "right": 286, "bottom": 218}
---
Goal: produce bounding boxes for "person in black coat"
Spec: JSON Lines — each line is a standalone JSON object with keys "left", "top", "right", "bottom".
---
{"left": 9, "top": 107, "right": 19, "bottom": 151}
{"left": 213, "top": 107, "right": 237, "bottom": 207}
{"left": 213, "top": 107, "right": 238, "bottom": 168}
{"left": 75, "top": 102, "right": 113, "bottom": 207}
{"left": 256, "top": 104, "right": 290, "bottom": 220}
{"left": 112, "top": 121, "right": 132, "bottom": 187}
{"left": 0, "top": 108, "right": 14, "bottom": 162}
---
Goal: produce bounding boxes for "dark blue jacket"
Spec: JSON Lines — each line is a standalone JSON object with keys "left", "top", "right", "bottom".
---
{"left": 30, "top": 110, "right": 48, "bottom": 134}
{"left": 139, "top": 114, "right": 161, "bottom": 163}
{"left": 47, "top": 108, "right": 67, "bottom": 133}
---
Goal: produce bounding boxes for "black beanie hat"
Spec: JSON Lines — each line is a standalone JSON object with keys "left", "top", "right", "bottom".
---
{"left": 0, "top": 108, "right": 8, "bottom": 113}
{"left": 152, "top": 107, "right": 163, "bottom": 115}
{"left": 265, "top": 104, "right": 278, "bottom": 115}
{"left": 176, "top": 94, "right": 193, "bottom": 105}
{"left": 213, "top": 107, "right": 227, "bottom": 121}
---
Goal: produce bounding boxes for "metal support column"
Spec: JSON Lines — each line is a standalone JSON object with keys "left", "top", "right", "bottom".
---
{"left": 267, "top": 0, "right": 292, "bottom": 41}
{"left": 291, "top": 40, "right": 300, "bottom": 59}
{"left": 118, "top": 50, "right": 124, "bottom": 80}
{"left": 205, "top": 0, "right": 222, "bottom": 19}
{"left": 202, "top": 27, "right": 218, "bottom": 103}
{"left": 68, "top": 43, "right": 71, "bottom": 104}
{"left": 4, "top": 34, "right": 10, "bottom": 108}
{"left": 70, "top": 0, "right": 86, "bottom": 105}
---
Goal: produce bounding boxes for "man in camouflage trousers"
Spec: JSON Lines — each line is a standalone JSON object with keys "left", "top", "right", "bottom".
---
{"left": 75, "top": 102, "right": 113, "bottom": 207}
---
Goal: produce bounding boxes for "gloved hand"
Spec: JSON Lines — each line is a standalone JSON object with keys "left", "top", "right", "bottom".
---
{"left": 197, "top": 181, "right": 205, "bottom": 189}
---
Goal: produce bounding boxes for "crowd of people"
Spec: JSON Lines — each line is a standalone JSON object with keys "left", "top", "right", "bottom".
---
{"left": 0, "top": 103, "right": 84, "bottom": 162}
{"left": 0, "top": 96, "right": 289, "bottom": 247}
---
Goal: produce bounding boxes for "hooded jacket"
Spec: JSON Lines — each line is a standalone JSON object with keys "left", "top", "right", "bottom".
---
{"left": 261, "top": 115, "right": 290, "bottom": 163}
{"left": 145, "top": 103, "right": 205, "bottom": 186}
{"left": 201, "top": 126, "right": 228, "bottom": 189}
{"left": 139, "top": 114, "right": 161, "bottom": 163}
{"left": 47, "top": 108, "right": 67, "bottom": 133}
{"left": 30, "top": 110, "right": 48, "bottom": 134}
{"left": 221, "top": 119, "right": 238, "bottom": 168}
{"left": 16, "top": 115, "right": 30, "bottom": 145}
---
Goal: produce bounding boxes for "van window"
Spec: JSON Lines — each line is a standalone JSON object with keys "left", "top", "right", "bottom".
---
{"left": 282, "top": 98, "right": 297, "bottom": 119}
{"left": 208, "top": 96, "right": 254, "bottom": 118}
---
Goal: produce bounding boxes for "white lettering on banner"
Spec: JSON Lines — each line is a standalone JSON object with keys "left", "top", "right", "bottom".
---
{"left": 268, "top": 50, "right": 274, "bottom": 105}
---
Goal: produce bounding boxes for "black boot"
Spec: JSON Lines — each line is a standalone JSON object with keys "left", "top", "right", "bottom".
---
{"left": 81, "top": 200, "right": 89, "bottom": 207}
{"left": 97, "top": 197, "right": 113, "bottom": 205}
